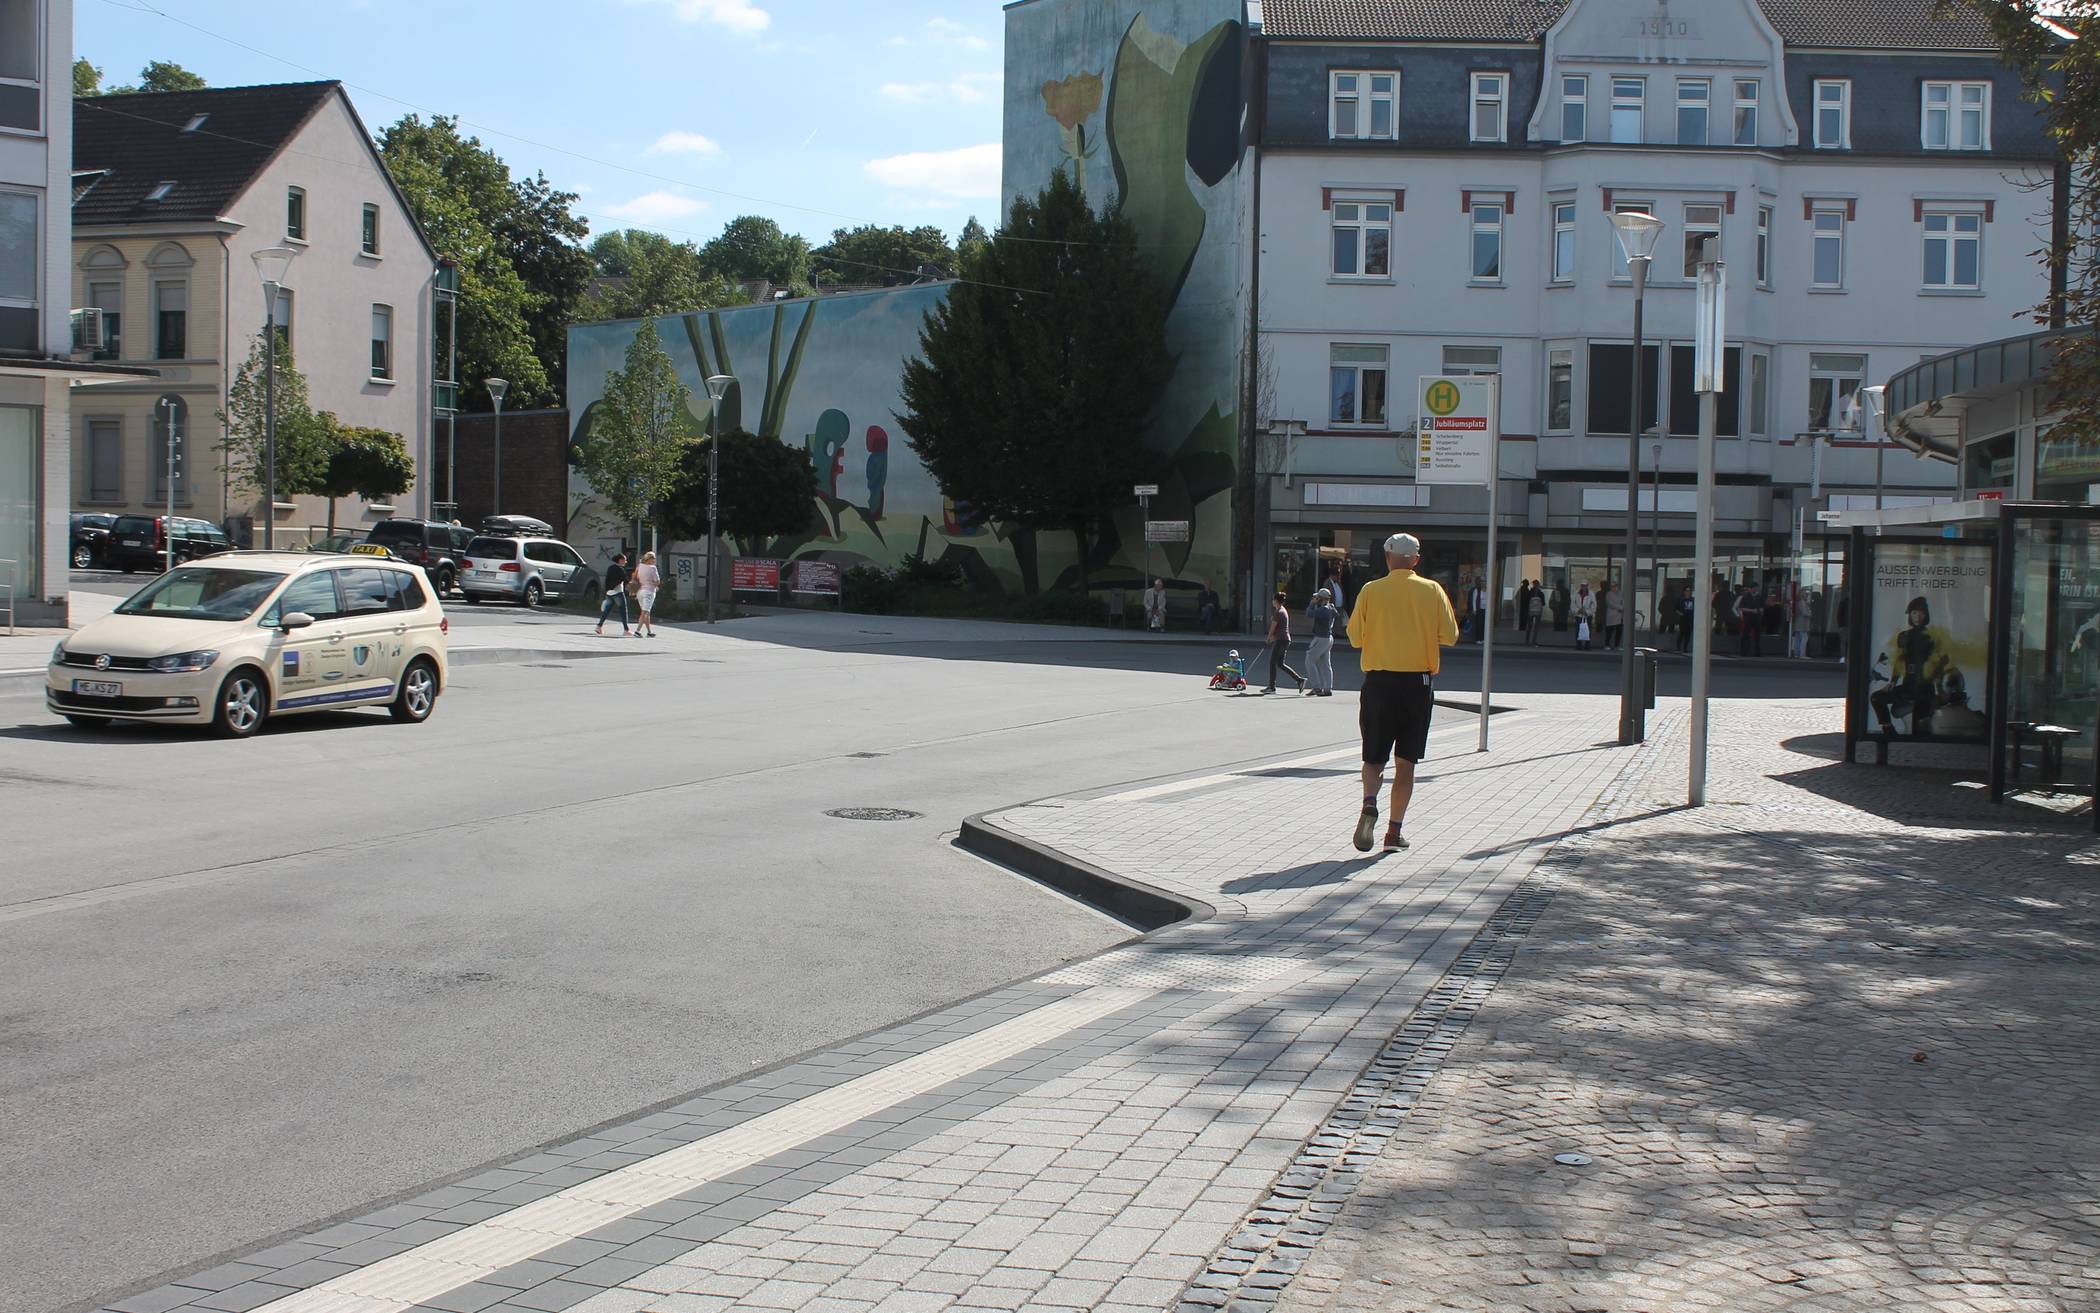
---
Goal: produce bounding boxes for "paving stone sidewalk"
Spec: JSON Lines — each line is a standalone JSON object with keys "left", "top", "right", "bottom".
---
{"left": 89, "top": 697, "right": 1639, "bottom": 1313}
{"left": 1278, "top": 700, "right": 2100, "bottom": 1313}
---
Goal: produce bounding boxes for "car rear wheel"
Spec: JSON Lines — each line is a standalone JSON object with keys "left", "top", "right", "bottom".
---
{"left": 63, "top": 714, "right": 111, "bottom": 729}
{"left": 71, "top": 542, "right": 93, "bottom": 569}
{"left": 213, "top": 668, "right": 268, "bottom": 738}
{"left": 522, "top": 579, "right": 543, "bottom": 609}
{"left": 390, "top": 658, "right": 439, "bottom": 723}
{"left": 436, "top": 566, "right": 456, "bottom": 594}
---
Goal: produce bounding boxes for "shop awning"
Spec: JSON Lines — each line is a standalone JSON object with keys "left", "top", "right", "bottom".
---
{"left": 1883, "top": 326, "right": 2089, "bottom": 463}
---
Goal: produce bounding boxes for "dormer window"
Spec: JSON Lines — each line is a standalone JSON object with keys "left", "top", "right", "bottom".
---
{"left": 1471, "top": 73, "right": 1509, "bottom": 143}
{"left": 181, "top": 113, "right": 209, "bottom": 134}
{"left": 145, "top": 181, "right": 175, "bottom": 202}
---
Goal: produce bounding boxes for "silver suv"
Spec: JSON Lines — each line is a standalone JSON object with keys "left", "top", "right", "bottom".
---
{"left": 459, "top": 534, "right": 593, "bottom": 608}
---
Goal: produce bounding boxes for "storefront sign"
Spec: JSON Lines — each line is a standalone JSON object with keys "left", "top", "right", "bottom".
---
{"left": 793, "top": 559, "right": 841, "bottom": 595}
{"left": 1415, "top": 375, "right": 1496, "bottom": 485}
{"left": 1855, "top": 540, "right": 1993, "bottom": 742}
{"left": 730, "top": 557, "right": 781, "bottom": 591}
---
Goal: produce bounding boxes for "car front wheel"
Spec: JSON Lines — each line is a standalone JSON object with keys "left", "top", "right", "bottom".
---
{"left": 71, "top": 542, "right": 94, "bottom": 569}
{"left": 391, "top": 658, "right": 439, "bottom": 723}
{"left": 212, "top": 668, "right": 268, "bottom": 738}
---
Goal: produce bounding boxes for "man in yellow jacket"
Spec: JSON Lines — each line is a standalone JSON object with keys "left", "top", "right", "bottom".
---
{"left": 1347, "top": 533, "right": 1460, "bottom": 852}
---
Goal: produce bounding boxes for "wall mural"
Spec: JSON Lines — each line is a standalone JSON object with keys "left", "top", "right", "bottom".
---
{"left": 567, "top": 0, "right": 1248, "bottom": 599}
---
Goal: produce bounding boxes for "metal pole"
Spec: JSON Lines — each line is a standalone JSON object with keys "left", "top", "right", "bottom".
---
{"left": 1649, "top": 442, "right": 1661, "bottom": 634}
{"left": 263, "top": 303, "right": 276, "bottom": 551}
{"left": 706, "top": 431, "right": 719, "bottom": 624}
{"left": 1619, "top": 256, "right": 1649, "bottom": 744}
{"left": 445, "top": 286, "right": 457, "bottom": 512}
{"left": 492, "top": 402, "right": 504, "bottom": 514}
{"left": 163, "top": 398, "right": 176, "bottom": 573}
{"left": 1479, "top": 375, "right": 1500, "bottom": 752}
{"left": 1690, "top": 242, "right": 1723, "bottom": 806}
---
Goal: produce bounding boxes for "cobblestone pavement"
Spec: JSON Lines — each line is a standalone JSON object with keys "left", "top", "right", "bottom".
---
{"left": 88, "top": 698, "right": 1635, "bottom": 1313}
{"left": 1278, "top": 700, "right": 2100, "bottom": 1313}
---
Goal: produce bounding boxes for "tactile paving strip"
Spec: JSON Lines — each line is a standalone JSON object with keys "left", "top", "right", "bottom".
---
{"left": 1039, "top": 950, "right": 1311, "bottom": 991}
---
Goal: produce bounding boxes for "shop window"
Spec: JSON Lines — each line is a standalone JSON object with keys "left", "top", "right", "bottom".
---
{"left": 1667, "top": 344, "right": 1741, "bottom": 437}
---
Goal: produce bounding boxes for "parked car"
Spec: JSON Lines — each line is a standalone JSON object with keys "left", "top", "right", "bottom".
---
{"left": 459, "top": 534, "right": 594, "bottom": 608}
{"left": 103, "top": 515, "right": 234, "bottom": 572}
{"left": 47, "top": 551, "right": 449, "bottom": 737}
{"left": 480, "top": 514, "right": 555, "bottom": 537}
{"left": 363, "top": 518, "right": 476, "bottom": 593}
{"left": 70, "top": 513, "right": 117, "bottom": 568}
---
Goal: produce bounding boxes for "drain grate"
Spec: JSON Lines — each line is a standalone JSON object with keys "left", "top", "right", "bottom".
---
{"left": 825, "top": 807, "right": 922, "bottom": 821}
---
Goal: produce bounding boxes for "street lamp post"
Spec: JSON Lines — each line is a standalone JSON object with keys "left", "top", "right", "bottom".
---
{"left": 486, "top": 378, "right": 509, "bottom": 518}
{"left": 159, "top": 395, "right": 180, "bottom": 573}
{"left": 1649, "top": 441, "right": 1662, "bottom": 632}
{"left": 1609, "top": 211, "right": 1665, "bottom": 746}
{"left": 703, "top": 374, "right": 734, "bottom": 624}
{"left": 1689, "top": 235, "right": 1727, "bottom": 806}
{"left": 250, "top": 246, "right": 298, "bottom": 549}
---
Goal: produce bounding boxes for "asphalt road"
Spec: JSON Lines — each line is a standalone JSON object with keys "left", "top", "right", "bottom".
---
{"left": 3, "top": 589, "right": 1842, "bottom": 1313}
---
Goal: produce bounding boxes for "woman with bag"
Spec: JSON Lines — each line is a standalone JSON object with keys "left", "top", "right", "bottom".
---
{"left": 633, "top": 550, "right": 662, "bottom": 638}
{"left": 1574, "top": 583, "right": 1597, "bottom": 650}
{"left": 1525, "top": 582, "right": 1546, "bottom": 645}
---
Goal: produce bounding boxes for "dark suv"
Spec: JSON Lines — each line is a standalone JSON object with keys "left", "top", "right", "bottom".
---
{"left": 70, "top": 513, "right": 117, "bottom": 568}
{"left": 104, "top": 515, "right": 233, "bottom": 572}
{"left": 365, "top": 518, "right": 475, "bottom": 593}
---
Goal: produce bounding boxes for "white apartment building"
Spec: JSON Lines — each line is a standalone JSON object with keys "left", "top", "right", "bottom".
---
{"left": 1254, "top": 0, "right": 2060, "bottom": 636}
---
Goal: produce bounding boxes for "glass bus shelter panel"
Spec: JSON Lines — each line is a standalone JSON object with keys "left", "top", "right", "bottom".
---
{"left": 2000, "top": 514, "right": 2100, "bottom": 796}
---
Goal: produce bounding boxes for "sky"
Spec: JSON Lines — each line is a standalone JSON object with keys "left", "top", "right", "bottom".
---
{"left": 75, "top": 0, "right": 1011, "bottom": 251}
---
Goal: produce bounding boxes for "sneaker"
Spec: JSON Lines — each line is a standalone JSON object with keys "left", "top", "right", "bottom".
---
{"left": 1383, "top": 823, "right": 1409, "bottom": 851}
{"left": 1352, "top": 804, "right": 1379, "bottom": 853}
{"left": 594, "top": 625, "right": 602, "bottom": 635}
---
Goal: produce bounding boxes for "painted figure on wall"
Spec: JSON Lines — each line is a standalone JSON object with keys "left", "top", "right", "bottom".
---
{"left": 865, "top": 425, "right": 889, "bottom": 519}
{"left": 810, "top": 409, "right": 850, "bottom": 500}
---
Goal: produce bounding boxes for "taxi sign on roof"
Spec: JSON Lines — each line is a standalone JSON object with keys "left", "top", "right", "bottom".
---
{"left": 348, "top": 543, "right": 394, "bottom": 556}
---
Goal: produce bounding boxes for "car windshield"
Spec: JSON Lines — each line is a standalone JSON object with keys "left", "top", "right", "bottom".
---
{"left": 465, "top": 537, "right": 515, "bottom": 558}
{"left": 115, "top": 568, "right": 285, "bottom": 620}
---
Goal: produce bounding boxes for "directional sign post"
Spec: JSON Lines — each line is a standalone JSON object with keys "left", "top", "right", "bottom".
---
{"left": 1134, "top": 484, "right": 1160, "bottom": 592}
{"left": 1417, "top": 374, "right": 1501, "bottom": 750}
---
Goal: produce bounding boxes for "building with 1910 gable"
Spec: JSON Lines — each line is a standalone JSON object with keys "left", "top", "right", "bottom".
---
{"left": 1249, "top": 0, "right": 2061, "bottom": 642}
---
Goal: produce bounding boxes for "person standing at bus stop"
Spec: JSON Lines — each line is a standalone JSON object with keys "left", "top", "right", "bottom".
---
{"left": 1348, "top": 533, "right": 1458, "bottom": 853}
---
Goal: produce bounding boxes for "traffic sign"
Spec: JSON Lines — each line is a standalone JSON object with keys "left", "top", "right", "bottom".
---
{"left": 1415, "top": 375, "right": 1497, "bottom": 485}
{"left": 1132, "top": 483, "right": 1159, "bottom": 498}
{"left": 1144, "top": 519, "right": 1190, "bottom": 543}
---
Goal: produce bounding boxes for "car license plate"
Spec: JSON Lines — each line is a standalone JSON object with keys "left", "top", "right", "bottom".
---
{"left": 122, "top": 538, "right": 141, "bottom": 547}
{"left": 74, "top": 679, "right": 122, "bottom": 697}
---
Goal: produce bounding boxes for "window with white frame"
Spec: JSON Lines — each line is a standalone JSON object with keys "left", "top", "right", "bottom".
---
{"left": 1748, "top": 352, "right": 1769, "bottom": 437}
{"left": 1612, "top": 199, "right": 1654, "bottom": 278}
{"left": 86, "top": 417, "right": 122, "bottom": 502}
{"left": 286, "top": 186, "right": 307, "bottom": 241}
{"left": 1807, "top": 352, "right": 1866, "bottom": 431}
{"left": 1922, "top": 210, "right": 1982, "bottom": 289}
{"left": 1442, "top": 345, "right": 1501, "bottom": 376}
{"left": 1560, "top": 75, "right": 1586, "bottom": 142}
{"left": 1547, "top": 348, "right": 1573, "bottom": 431}
{"left": 1551, "top": 201, "right": 1576, "bottom": 281}
{"left": 0, "top": 0, "right": 41, "bottom": 131}
{"left": 1755, "top": 205, "right": 1772, "bottom": 286}
{"left": 1681, "top": 203, "right": 1721, "bottom": 277}
{"left": 1813, "top": 79, "right": 1850, "bottom": 149}
{"left": 1470, "top": 202, "right": 1504, "bottom": 282}
{"left": 152, "top": 279, "right": 187, "bottom": 359}
{"left": 1471, "top": 73, "right": 1508, "bottom": 143}
{"left": 370, "top": 304, "right": 393, "bottom": 380}
{"left": 1811, "top": 206, "right": 1845, "bottom": 288}
{"left": 1922, "top": 81, "right": 1989, "bottom": 150}
{"left": 1329, "top": 71, "right": 1397, "bottom": 140}
{"left": 1676, "top": 80, "right": 1709, "bottom": 145}
{"left": 1330, "top": 198, "right": 1392, "bottom": 278}
{"left": 87, "top": 278, "right": 121, "bottom": 360}
{"left": 0, "top": 190, "right": 36, "bottom": 351}
{"left": 1329, "top": 344, "right": 1389, "bottom": 427}
{"left": 1610, "top": 78, "right": 1644, "bottom": 143}
{"left": 1733, "top": 79, "right": 1759, "bottom": 145}
{"left": 361, "top": 203, "right": 381, "bottom": 256}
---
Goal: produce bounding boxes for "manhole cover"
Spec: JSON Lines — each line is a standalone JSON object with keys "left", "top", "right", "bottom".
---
{"left": 826, "top": 807, "right": 921, "bottom": 821}
{"left": 1554, "top": 1152, "right": 1594, "bottom": 1167}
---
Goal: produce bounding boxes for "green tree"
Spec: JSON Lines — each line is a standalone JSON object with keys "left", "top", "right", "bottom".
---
{"left": 656, "top": 429, "right": 819, "bottom": 552}
{"left": 578, "top": 320, "right": 693, "bottom": 531}
{"left": 699, "top": 215, "right": 813, "bottom": 290}
{"left": 378, "top": 115, "right": 590, "bottom": 408}
{"left": 315, "top": 420, "right": 415, "bottom": 534}
{"left": 73, "top": 58, "right": 102, "bottom": 97}
{"left": 956, "top": 216, "right": 990, "bottom": 267}
{"left": 131, "top": 61, "right": 206, "bottom": 93}
{"left": 811, "top": 224, "right": 955, "bottom": 285}
{"left": 897, "top": 169, "right": 1171, "bottom": 596}
{"left": 217, "top": 332, "right": 333, "bottom": 502}
{"left": 1966, "top": 0, "right": 2096, "bottom": 440}
{"left": 584, "top": 229, "right": 747, "bottom": 321}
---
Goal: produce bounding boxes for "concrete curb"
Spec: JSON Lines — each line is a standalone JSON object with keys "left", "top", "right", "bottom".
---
{"left": 957, "top": 810, "right": 1215, "bottom": 934}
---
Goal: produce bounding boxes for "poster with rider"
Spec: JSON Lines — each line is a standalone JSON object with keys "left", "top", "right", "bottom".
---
{"left": 1861, "top": 541, "right": 1992, "bottom": 741}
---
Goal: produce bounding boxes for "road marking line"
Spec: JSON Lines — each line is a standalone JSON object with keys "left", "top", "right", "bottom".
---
{"left": 251, "top": 986, "right": 1154, "bottom": 1312}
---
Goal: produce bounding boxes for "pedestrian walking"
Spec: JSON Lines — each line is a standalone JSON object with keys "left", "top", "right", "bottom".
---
{"left": 1197, "top": 580, "right": 1220, "bottom": 633}
{"left": 1347, "top": 533, "right": 1458, "bottom": 853}
{"left": 595, "top": 551, "right": 632, "bottom": 636}
{"left": 1525, "top": 582, "right": 1545, "bottom": 644}
{"left": 1676, "top": 585, "right": 1695, "bottom": 653}
{"left": 1143, "top": 578, "right": 1168, "bottom": 632}
{"left": 1262, "top": 590, "right": 1305, "bottom": 694}
{"left": 1552, "top": 579, "right": 1571, "bottom": 632}
{"left": 1305, "top": 588, "right": 1339, "bottom": 696}
{"left": 1574, "top": 583, "right": 1597, "bottom": 650}
{"left": 1603, "top": 584, "right": 1625, "bottom": 650}
{"left": 633, "top": 551, "right": 662, "bottom": 638}
{"left": 1790, "top": 583, "right": 1814, "bottom": 659}
{"left": 1467, "top": 576, "right": 1488, "bottom": 644}
{"left": 1735, "top": 578, "right": 1764, "bottom": 656}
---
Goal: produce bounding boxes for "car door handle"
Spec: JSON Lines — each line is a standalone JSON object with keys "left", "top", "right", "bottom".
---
{"left": 327, "top": 631, "right": 345, "bottom": 643}
{"left": 392, "top": 624, "right": 408, "bottom": 635}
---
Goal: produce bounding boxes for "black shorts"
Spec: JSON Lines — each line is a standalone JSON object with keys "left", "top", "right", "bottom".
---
{"left": 1360, "top": 670, "right": 1435, "bottom": 764}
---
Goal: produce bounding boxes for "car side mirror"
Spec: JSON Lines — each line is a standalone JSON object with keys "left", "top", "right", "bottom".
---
{"left": 279, "top": 611, "right": 315, "bottom": 631}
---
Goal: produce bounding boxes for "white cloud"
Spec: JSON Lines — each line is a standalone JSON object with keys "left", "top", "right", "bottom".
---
{"left": 649, "top": 130, "right": 722, "bottom": 156}
{"left": 885, "top": 16, "right": 990, "bottom": 50}
{"left": 879, "top": 72, "right": 1000, "bottom": 106}
{"left": 864, "top": 143, "right": 1000, "bottom": 200}
{"left": 629, "top": 0, "right": 770, "bottom": 34}
{"left": 602, "top": 190, "right": 711, "bottom": 224}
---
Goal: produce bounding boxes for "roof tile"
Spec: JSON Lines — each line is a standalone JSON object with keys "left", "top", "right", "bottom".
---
{"left": 72, "top": 81, "right": 337, "bottom": 227}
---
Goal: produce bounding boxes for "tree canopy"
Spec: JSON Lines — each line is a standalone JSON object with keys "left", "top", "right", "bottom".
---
{"left": 75, "top": 60, "right": 207, "bottom": 96}
{"left": 378, "top": 115, "right": 590, "bottom": 410}
{"left": 585, "top": 229, "right": 748, "bottom": 321}
{"left": 698, "top": 216, "right": 813, "bottom": 291}
{"left": 897, "top": 169, "right": 1172, "bottom": 595}
{"left": 956, "top": 216, "right": 990, "bottom": 268}
{"left": 577, "top": 320, "right": 693, "bottom": 530}
{"left": 656, "top": 429, "right": 819, "bottom": 551}
{"left": 316, "top": 422, "right": 415, "bottom": 534}
{"left": 217, "top": 331, "right": 332, "bottom": 502}
{"left": 811, "top": 224, "right": 956, "bottom": 286}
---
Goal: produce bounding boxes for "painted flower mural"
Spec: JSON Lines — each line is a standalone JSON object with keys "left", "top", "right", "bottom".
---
{"left": 1041, "top": 71, "right": 1103, "bottom": 195}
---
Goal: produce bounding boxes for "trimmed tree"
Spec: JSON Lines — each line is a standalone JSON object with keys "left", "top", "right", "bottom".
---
{"left": 656, "top": 428, "right": 819, "bottom": 554}
{"left": 317, "top": 420, "right": 415, "bottom": 534}
{"left": 217, "top": 331, "right": 333, "bottom": 505}
{"left": 897, "top": 168, "right": 1172, "bottom": 596}
{"left": 577, "top": 320, "right": 693, "bottom": 537}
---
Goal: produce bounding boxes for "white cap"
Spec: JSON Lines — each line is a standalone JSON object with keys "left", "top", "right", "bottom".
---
{"left": 1385, "top": 532, "right": 1422, "bottom": 558}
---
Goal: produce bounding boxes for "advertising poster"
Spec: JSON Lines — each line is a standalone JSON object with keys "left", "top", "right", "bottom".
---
{"left": 1861, "top": 541, "right": 1993, "bottom": 740}
{"left": 731, "top": 558, "right": 781, "bottom": 591}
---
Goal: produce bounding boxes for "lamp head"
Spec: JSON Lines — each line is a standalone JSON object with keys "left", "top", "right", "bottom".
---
{"left": 704, "top": 374, "right": 734, "bottom": 404}
{"left": 1608, "top": 210, "right": 1666, "bottom": 264}
{"left": 250, "top": 245, "right": 297, "bottom": 288}
{"left": 486, "top": 377, "right": 509, "bottom": 408}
